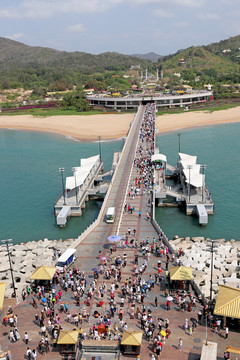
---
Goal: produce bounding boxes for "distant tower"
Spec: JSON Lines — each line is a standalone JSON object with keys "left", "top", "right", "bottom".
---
{"left": 156, "top": 68, "right": 159, "bottom": 81}
{"left": 145, "top": 69, "right": 148, "bottom": 81}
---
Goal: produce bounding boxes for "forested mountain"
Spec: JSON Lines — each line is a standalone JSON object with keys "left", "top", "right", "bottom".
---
{"left": 0, "top": 37, "right": 148, "bottom": 72}
{"left": 204, "top": 35, "right": 240, "bottom": 56}
{"left": 1, "top": 35, "right": 240, "bottom": 93}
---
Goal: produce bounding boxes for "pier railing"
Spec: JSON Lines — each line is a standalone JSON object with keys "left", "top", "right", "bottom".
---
{"left": 151, "top": 109, "right": 207, "bottom": 306}
{"left": 72, "top": 107, "right": 143, "bottom": 249}
{"left": 151, "top": 213, "right": 207, "bottom": 305}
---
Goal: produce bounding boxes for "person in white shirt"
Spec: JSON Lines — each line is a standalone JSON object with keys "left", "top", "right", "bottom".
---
{"left": 26, "top": 348, "right": 32, "bottom": 360}
{"left": 32, "top": 349, "right": 37, "bottom": 359}
{"left": 24, "top": 332, "right": 29, "bottom": 344}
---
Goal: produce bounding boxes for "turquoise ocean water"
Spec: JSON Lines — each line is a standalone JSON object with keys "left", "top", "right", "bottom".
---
{"left": 155, "top": 122, "right": 240, "bottom": 241}
{"left": 0, "top": 129, "right": 124, "bottom": 244}
{"left": 0, "top": 122, "right": 239, "bottom": 244}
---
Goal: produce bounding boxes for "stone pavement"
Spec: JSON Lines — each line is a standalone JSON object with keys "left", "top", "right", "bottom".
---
{"left": 1, "top": 220, "right": 239, "bottom": 359}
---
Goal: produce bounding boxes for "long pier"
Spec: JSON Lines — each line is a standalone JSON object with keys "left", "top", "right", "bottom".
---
{"left": 72, "top": 103, "right": 206, "bottom": 303}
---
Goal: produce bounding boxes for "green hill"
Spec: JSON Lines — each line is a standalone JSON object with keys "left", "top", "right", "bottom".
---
{"left": 160, "top": 46, "right": 240, "bottom": 74}
{"left": 204, "top": 34, "right": 240, "bottom": 56}
{"left": 1, "top": 35, "right": 240, "bottom": 94}
{"left": 0, "top": 37, "right": 148, "bottom": 72}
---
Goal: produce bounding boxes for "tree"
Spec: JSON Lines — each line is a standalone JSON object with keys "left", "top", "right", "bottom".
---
{"left": 61, "top": 92, "right": 75, "bottom": 109}
{"left": 1, "top": 79, "right": 10, "bottom": 89}
{"left": 56, "top": 79, "right": 67, "bottom": 91}
{"left": 75, "top": 99, "right": 91, "bottom": 112}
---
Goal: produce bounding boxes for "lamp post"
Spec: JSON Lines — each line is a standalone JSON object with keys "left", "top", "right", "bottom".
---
{"left": 187, "top": 165, "right": 192, "bottom": 203}
{"left": 72, "top": 167, "right": 78, "bottom": 205}
{"left": 200, "top": 165, "right": 206, "bottom": 203}
{"left": 59, "top": 167, "right": 66, "bottom": 205}
{"left": 1, "top": 239, "right": 16, "bottom": 298}
{"left": 177, "top": 132, "right": 182, "bottom": 153}
{"left": 206, "top": 240, "right": 218, "bottom": 301}
{"left": 98, "top": 136, "right": 102, "bottom": 163}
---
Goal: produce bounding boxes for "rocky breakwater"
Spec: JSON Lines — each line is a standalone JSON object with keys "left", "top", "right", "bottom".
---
{"left": 0, "top": 238, "right": 73, "bottom": 301}
{"left": 170, "top": 236, "right": 240, "bottom": 299}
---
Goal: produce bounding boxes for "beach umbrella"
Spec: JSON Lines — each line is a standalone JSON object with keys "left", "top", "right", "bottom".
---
{"left": 42, "top": 297, "right": 47, "bottom": 303}
{"left": 160, "top": 330, "right": 166, "bottom": 337}
{"left": 107, "top": 235, "right": 121, "bottom": 242}
{"left": 101, "top": 257, "right": 107, "bottom": 261}
{"left": 166, "top": 296, "right": 173, "bottom": 301}
{"left": 92, "top": 268, "right": 98, "bottom": 272}
{"left": 190, "top": 317, "right": 197, "bottom": 323}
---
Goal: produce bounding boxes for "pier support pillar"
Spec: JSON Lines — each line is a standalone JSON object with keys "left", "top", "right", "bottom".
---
{"left": 81, "top": 202, "right": 86, "bottom": 209}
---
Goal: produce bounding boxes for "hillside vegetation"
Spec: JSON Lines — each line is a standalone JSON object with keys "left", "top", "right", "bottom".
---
{"left": 1, "top": 35, "right": 240, "bottom": 97}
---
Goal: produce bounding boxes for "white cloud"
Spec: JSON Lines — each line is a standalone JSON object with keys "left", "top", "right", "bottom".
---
{"left": 154, "top": 8, "right": 174, "bottom": 18}
{"left": 5, "top": 33, "right": 25, "bottom": 40}
{"left": 198, "top": 12, "right": 221, "bottom": 21}
{"left": 67, "top": 24, "right": 86, "bottom": 33}
{"left": 0, "top": 0, "right": 119, "bottom": 19}
{"left": 0, "top": 0, "right": 207, "bottom": 19}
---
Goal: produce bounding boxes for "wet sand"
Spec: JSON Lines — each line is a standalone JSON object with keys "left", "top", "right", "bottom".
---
{"left": 0, "top": 106, "right": 240, "bottom": 140}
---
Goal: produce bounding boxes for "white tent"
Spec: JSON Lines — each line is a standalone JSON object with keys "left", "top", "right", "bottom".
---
{"left": 179, "top": 153, "right": 205, "bottom": 188}
{"left": 184, "top": 172, "right": 205, "bottom": 188}
{"left": 66, "top": 155, "right": 100, "bottom": 190}
{"left": 179, "top": 153, "right": 197, "bottom": 166}
{"left": 151, "top": 153, "right": 167, "bottom": 163}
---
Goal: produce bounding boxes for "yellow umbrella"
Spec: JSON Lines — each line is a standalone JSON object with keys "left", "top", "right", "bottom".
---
{"left": 57, "top": 330, "right": 78, "bottom": 345}
{"left": 30, "top": 266, "right": 57, "bottom": 280}
{"left": 170, "top": 266, "right": 192, "bottom": 281}
{"left": 160, "top": 330, "right": 166, "bottom": 337}
{"left": 0, "top": 283, "right": 6, "bottom": 310}
{"left": 121, "top": 331, "right": 143, "bottom": 346}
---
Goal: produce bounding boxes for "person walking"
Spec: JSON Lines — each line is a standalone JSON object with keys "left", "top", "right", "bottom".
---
{"left": 225, "top": 327, "right": 229, "bottom": 340}
{"left": 156, "top": 344, "right": 162, "bottom": 358}
{"left": 24, "top": 332, "right": 29, "bottom": 344}
{"left": 32, "top": 349, "right": 37, "bottom": 360}
{"left": 26, "top": 348, "right": 32, "bottom": 360}
{"left": 6, "top": 351, "right": 12, "bottom": 360}
{"left": 184, "top": 319, "right": 188, "bottom": 333}
{"left": 178, "top": 338, "right": 182, "bottom": 351}
{"left": 155, "top": 296, "right": 158, "bottom": 308}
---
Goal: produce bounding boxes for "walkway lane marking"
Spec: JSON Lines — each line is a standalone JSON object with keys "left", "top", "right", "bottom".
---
{"left": 116, "top": 106, "right": 145, "bottom": 235}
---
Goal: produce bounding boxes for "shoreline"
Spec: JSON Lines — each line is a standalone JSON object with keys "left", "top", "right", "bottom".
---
{"left": 0, "top": 106, "right": 240, "bottom": 140}
{"left": 0, "top": 113, "right": 134, "bottom": 142}
{"left": 156, "top": 107, "right": 240, "bottom": 135}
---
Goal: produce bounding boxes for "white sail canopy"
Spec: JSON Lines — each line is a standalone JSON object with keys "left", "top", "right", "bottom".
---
{"left": 66, "top": 155, "right": 100, "bottom": 190}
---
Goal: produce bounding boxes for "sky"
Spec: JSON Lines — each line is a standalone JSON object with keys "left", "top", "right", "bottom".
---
{"left": 1, "top": 0, "right": 240, "bottom": 55}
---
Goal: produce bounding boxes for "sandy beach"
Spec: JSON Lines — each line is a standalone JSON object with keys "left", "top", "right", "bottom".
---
{"left": 0, "top": 106, "right": 240, "bottom": 140}
{"left": 156, "top": 106, "right": 240, "bottom": 134}
{"left": 0, "top": 113, "right": 135, "bottom": 141}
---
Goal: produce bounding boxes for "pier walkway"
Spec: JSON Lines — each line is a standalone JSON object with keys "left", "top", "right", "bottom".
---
{"left": 73, "top": 104, "right": 157, "bottom": 259}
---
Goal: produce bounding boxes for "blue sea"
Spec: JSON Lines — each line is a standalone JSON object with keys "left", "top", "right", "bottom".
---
{"left": 0, "top": 122, "right": 239, "bottom": 244}
{"left": 155, "top": 122, "right": 240, "bottom": 241}
{"left": 0, "top": 130, "right": 124, "bottom": 244}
